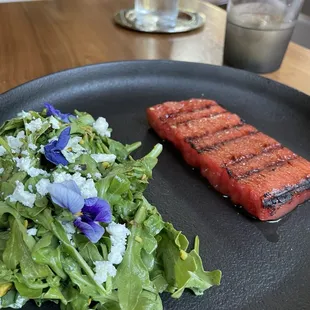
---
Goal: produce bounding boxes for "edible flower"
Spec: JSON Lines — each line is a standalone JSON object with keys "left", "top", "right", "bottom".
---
{"left": 48, "top": 180, "right": 112, "bottom": 243}
{"left": 44, "top": 127, "right": 70, "bottom": 166}
{"left": 45, "top": 103, "right": 74, "bottom": 123}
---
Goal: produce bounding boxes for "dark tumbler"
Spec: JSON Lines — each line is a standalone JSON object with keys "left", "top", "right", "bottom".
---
{"left": 224, "top": 0, "right": 304, "bottom": 73}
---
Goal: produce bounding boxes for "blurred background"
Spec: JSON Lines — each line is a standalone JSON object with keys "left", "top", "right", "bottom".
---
{"left": 212, "top": 0, "right": 310, "bottom": 49}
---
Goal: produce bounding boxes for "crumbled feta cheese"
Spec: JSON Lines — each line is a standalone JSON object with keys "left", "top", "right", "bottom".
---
{"left": 91, "top": 154, "right": 116, "bottom": 163}
{"left": 62, "top": 221, "right": 76, "bottom": 245}
{"left": 25, "top": 118, "right": 44, "bottom": 133}
{"left": 106, "top": 222, "right": 130, "bottom": 265}
{"left": 28, "top": 167, "right": 49, "bottom": 178}
{"left": 27, "top": 228, "right": 37, "bottom": 236}
{"left": 93, "top": 261, "right": 116, "bottom": 284}
{"left": 21, "top": 150, "right": 29, "bottom": 156}
{"left": 53, "top": 171, "right": 97, "bottom": 198}
{"left": 36, "top": 179, "right": 51, "bottom": 196}
{"left": 94, "top": 172, "right": 101, "bottom": 180}
{"left": 82, "top": 179, "right": 97, "bottom": 198}
{"left": 87, "top": 173, "right": 92, "bottom": 178}
{"left": 48, "top": 136, "right": 58, "bottom": 143}
{"left": 29, "top": 143, "right": 37, "bottom": 150}
{"left": 0, "top": 145, "right": 6, "bottom": 156}
{"left": 17, "top": 110, "right": 31, "bottom": 118}
{"left": 8, "top": 181, "right": 36, "bottom": 208}
{"left": 93, "top": 117, "right": 111, "bottom": 137}
{"left": 61, "top": 137, "right": 86, "bottom": 163}
{"left": 74, "top": 165, "right": 82, "bottom": 171}
{"left": 108, "top": 250, "right": 123, "bottom": 266}
{"left": 14, "top": 156, "right": 48, "bottom": 177}
{"left": 39, "top": 145, "right": 45, "bottom": 154}
{"left": 0, "top": 168, "right": 4, "bottom": 174}
{"left": 28, "top": 185, "right": 33, "bottom": 192}
{"left": 7, "top": 131, "right": 25, "bottom": 153}
{"left": 14, "top": 156, "right": 32, "bottom": 171}
{"left": 63, "top": 221, "right": 76, "bottom": 234}
{"left": 49, "top": 116, "right": 60, "bottom": 129}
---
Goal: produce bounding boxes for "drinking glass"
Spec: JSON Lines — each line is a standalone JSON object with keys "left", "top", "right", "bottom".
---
{"left": 135, "top": 0, "right": 179, "bottom": 29}
{"left": 224, "top": 0, "right": 304, "bottom": 73}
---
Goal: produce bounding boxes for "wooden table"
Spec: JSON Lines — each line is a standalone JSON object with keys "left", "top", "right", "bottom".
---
{"left": 0, "top": 0, "right": 309, "bottom": 95}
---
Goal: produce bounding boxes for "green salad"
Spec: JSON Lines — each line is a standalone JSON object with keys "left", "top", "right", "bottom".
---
{"left": 0, "top": 104, "right": 221, "bottom": 310}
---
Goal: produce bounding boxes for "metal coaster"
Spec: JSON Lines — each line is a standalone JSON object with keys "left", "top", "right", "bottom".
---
{"left": 114, "top": 9, "right": 205, "bottom": 34}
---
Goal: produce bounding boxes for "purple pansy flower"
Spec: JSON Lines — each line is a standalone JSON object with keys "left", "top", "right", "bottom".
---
{"left": 44, "top": 127, "right": 70, "bottom": 166}
{"left": 45, "top": 103, "right": 75, "bottom": 123}
{"left": 48, "top": 180, "right": 112, "bottom": 243}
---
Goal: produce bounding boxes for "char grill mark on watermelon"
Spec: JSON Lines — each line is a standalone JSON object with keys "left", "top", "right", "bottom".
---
{"left": 227, "top": 147, "right": 298, "bottom": 180}
{"left": 147, "top": 99, "right": 310, "bottom": 221}
{"left": 263, "top": 177, "right": 310, "bottom": 209}
{"left": 196, "top": 130, "right": 259, "bottom": 153}
{"left": 161, "top": 101, "right": 219, "bottom": 122}
{"left": 174, "top": 111, "right": 229, "bottom": 126}
{"left": 188, "top": 124, "right": 258, "bottom": 153}
{"left": 185, "top": 122, "right": 245, "bottom": 143}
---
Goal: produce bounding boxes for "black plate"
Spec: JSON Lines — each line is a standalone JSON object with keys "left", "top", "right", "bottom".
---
{"left": 2, "top": 60, "right": 310, "bottom": 310}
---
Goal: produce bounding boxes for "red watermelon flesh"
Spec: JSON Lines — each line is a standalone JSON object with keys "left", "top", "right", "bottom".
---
{"left": 147, "top": 99, "right": 310, "bottom": 221}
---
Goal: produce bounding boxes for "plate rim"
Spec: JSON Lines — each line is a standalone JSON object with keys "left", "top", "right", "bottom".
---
{"left": 1, "top": 60, "right": 309, "bottom": 100}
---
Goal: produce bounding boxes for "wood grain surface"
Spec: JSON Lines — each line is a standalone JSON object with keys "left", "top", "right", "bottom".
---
{"left": 0, "top": 0, "right": 308, "bottom": 95}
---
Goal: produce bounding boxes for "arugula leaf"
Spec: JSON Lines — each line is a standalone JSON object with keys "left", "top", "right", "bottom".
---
{"left": 62, "top": 256, "right": 102, "bottom": 297}
{"left": 0, "top": 261, "right": 13, "bottom": 284}
{"left": 32, "top": 238, "right": 67, "bottom": 280}
{"left": 157, "top": 224, "right": 221, "bottom": 298}
{"left": 74, "top": 234, "right": 103, "bottom": 265}
{"left": 133, "top": 290, "right": 163, "bottom": 310}
{"left": 3, "top": 218, "right": 52, "bottom": 279}
{"left": 114, "top": 206, "right": 155, "bottom": 310}
{"left": 0, "top": 231, "right": 9, "bottom": 257}
{"left": 0, "top": 107, "right": 222, "bottom": 310}
{"left": 0, "top": 118, "right": 24, "bottom": 135}
{"left": 0, "top": 290, "right": 28, "bottom": 309}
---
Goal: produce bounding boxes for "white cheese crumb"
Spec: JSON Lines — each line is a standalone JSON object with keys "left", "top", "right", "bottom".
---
{"left": 14, "top": 156, "right": 48, "bottom": 177}
{"left": 17, "top": 111, "right": 31, "bottom": 118}
{"left": 8, "top": 181, "right": 36, "bottom": 208}
{"left": 0, "top": 168, "right": 4, "bottom": 174}
{"left": 49, "top": 116, "right": 60, "bottom": 129}
{"left": 21, "top": 150, "right": 29, "bottom": 156}
{"left": 28, "top": 185, "right": 33, "bottom": 192}
{"left": 0, "top": 145, "right": 7, "bottom": 156}
{"left": 25, "top": 118, "right": 43, "bottom": 133}
{"left": 91, "top": 154, "right": 116, "bottom": 163}
{"left": 94, "top": 172, "right": 101, "bottom": 180}
{"left": 82, "top": 179, "right": 97, "bottom": 198}
{"left": 14, "top": 156, "right": 32, "bottom": 171}
{"left": 74, "top": 165, "right": 82, "bottom": 171}
{"left": 61, "top": 137, "right": 86, "bottom": 164}
{"left": 93, "top": 117, "right": 111, "bottom": 138}
{"left": 7, "top": 131, "right": 25, "bottom": 153}
{"left": 39, "top": 145, "right": 45, "bottom": 154}
{"left": 63, "top": 221, "right": 76, "bottom": 234}
{"left": 48, "top": 136, "right": 58, "bottom": 143}
{"left": 62, "top": 221, "right": 76, "bottom": 245}
{"left": 87, "top": 173, "right": 92, "bottom": 178}
{"left": 52, "top": 171, "right": 97, "bottom": 198}
{"left": 29, "top": 143, "right": 37, "bottom": 150}
{"left": 27, "top": 228, "right": 37, "bottom": 236}
{"left": 36, "top": 179, "right": 51, "bottom": 196}
{"left": 93, "top": 261, "right": 117, "bottom": 284}
{"left": 28, "top": 167, "right": 49, "bottom": 178}
{"left": 106, "top": 222, "right": 131, "bottom": 265}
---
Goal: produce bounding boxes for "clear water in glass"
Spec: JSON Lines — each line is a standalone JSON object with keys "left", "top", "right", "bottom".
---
{"left": 135, "top": 0, "right": 179, "bottom": 29}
